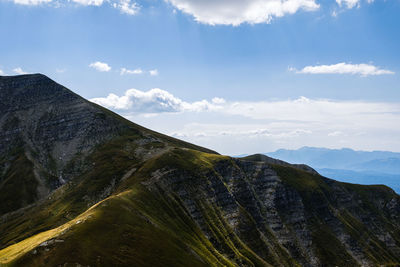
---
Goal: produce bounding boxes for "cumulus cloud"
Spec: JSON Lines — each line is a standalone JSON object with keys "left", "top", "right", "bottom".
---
{"left": 112, "top": 0, "right": 139, "bottom": 15}
{"left": 89, "top": 61, "right": 111, "bottom": 72}
{"left": 165, "top": 98, "right": 400, "bottom": 153}
{"left": 90, "top": 88, "right": 224, "bottom": 113}
{"left": 212, "top": 97, "right": 226, "bottom": 104}
{"left": 13, "top": 0, "right": 51, "bottom": 4}
{"left": 293, "top": 62, "right": 394, "bottom": 76}
{"left": 0, "top": 69, "right": 4, "bottom": 75}
{"left": 90, "top": 89, "right": 400, "bottom": 133}
{"left": 13, "top": 67, "right": 29, "bottom": 75}
{"left": 72, "top": 0, "right": 104, "bottom": 6}
{"left": 336, "top": 0, "right": 359, "bottom": 8}
{"left": 149, "top": 69, "right": 159, "bottom": 76}
{"left": 165, "top": 0, "right": 320, "bottom": 26}
{"left": 120, "top": 68, "right": 143, "bottom": 75}
{"left": 92, "top": 88, "right": 400, "bottom": 154}
{"left": 91, "top": 88, "right": 400, "bottom": 125}
{"left": 120, "top": 68, "right": 159, "bottom": 76}
{"left": 11, "top": 0, "right": 140, "bottom": 13}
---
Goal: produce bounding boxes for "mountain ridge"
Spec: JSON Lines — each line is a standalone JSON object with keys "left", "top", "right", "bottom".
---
{"left": 0, "top": 74, "right": 400, "bottom": 267}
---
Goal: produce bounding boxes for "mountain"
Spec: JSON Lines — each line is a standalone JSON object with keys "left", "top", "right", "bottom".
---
{"left": 268, "top": 147, "right": 400, "bottom": 172}
{"left": 267, "top": 147, "right": 400, "bottom": 193}
{"left": 1, "top": 74, "right": 400, "bottom": 266}
{"left": 0, "top": 74, "right": 214, "bottom": 216}
{"left": 349, "top": 158, "right": 400, "bottom": 175}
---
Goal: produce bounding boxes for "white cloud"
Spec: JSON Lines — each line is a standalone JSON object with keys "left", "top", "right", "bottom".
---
{"left": 170, "top": 127, "right": 313, "bottom": 139}
{"left": 149, "top": 69, "right": 159, "bottom": 76}
{"left": 0, "top": 69, "right": 4, "bottom": 75}
{"left": 13, "top": 0, "right": 51, "bottom": 5}
{"left": 294, "top": 62, "right": 394, "bottom": 76}
{"left": 336, "top": 0, "right": 359, "bottom": 8}
{"left": 212, "top": 97, "right": 226, "bottom": 104}
{"left": 11, "top": 0, "right": 140, "bottom": 13}
{"left": 328, "top": 131, "right": 344, "bottom": 137}
{"left": 90, "top": 88, "right": 224, "bottom": 113}
{"left": 120, "top": 68, "right": 143, "bottom": 75}
{"left": 165, "top": 0, "right": 320, "bottom": 26}
{"left": 12, "top": 0, "right": 104, "bottom": 5}
{"left": 13, "top": 67, "right": 29, "bottom": 75}
{"left": 91, "top": 88, "right": 400, "bottom": 126}
{"left": 89, "top": 61, "right": 111, "bottom": 72}
{"left": 92, "top": 88, "right": 400, "bottom": 154}
{"left": 72, "top": 0, "right": 104, "bottom": 6}
{"left": 120, "top": 68, "right": 158, "bottom": 76}
{"left": 112, "top": 0, "right": 139, "bottom": 15}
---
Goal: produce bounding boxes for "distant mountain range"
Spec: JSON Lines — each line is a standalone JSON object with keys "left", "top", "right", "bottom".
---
{"left": 266, "top": 147, "right": 400, "bottom": 192}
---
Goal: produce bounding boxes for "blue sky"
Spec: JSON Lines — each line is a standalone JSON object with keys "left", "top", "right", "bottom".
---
{"left": 1, "top": 0, "right": 400, "bottom": 154}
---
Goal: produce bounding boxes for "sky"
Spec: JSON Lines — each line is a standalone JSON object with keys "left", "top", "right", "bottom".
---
{"left": 1, "top": 0, "right": 400, "bottom": 155}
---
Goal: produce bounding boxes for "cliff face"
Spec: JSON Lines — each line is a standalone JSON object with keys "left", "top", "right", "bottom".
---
{"left": 0, "top": 74, "right": 399, "bottom": 267}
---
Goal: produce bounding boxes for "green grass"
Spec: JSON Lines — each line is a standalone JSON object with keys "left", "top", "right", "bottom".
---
{"left": 1, "top": 136, "right": 400, "bottom": 266}
{"left": 1, "top": 188, "right": 239, "bottom": 267}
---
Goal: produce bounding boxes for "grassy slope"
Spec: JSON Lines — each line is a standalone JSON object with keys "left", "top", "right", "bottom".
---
{"left": 0, "top": 149, "right": 251, "bottom": 266}
{"left": 0, "top": 148, "right": 278, "bottom": 266}
{"left": 1, "top": 141, "right": 400, "bottom": 266}
{"left": 0, "top": 117, "right": 215, "bottom": 250}
{"left": 1, "top": 189, "right": 235, "bottom": 267}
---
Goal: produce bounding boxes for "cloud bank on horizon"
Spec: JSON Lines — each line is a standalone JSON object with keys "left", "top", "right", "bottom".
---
{"left": 90, "top": 88, "right": 400, "bottom": 154}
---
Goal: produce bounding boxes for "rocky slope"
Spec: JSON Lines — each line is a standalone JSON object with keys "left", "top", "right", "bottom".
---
{"left": 0, "top": 74, "right": 399, "bottom": 267}
{"left": 0, "top": 74, "right": 213, "bottom": 216}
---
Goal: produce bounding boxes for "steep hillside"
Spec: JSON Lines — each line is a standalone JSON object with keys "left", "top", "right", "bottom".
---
{"left": 0, "top": 74, "right": 400, "bottom": 267}
{"left": 0, "top": 74, "right": 215, "bottom": 216}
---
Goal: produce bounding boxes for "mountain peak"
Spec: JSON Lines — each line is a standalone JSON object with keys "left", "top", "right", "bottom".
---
{"left": 0, "top": 73, "right": 55, "bottom": 88}
{"left": 0, "top": 74, "right": 86, "bottom": 120}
